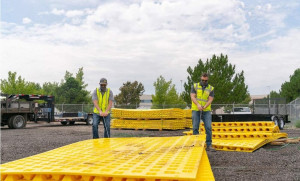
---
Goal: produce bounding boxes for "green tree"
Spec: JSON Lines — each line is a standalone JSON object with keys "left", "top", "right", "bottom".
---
{"left": 75, "top": 67, "right": 88, "bottom": 89}
{"left": 152, "top": 76, "right": 186, "bottom": 109}
{"left": 56, "top": 77, "right": 90, "bottom": 104}
{"left": 55, "top": 68, "right": 91, "bottom": 104}
{"left": 115, "top": 81, "right": 145, "bottom": 109}
{"left": 0, "top": 71, "right": 42, "bottom": 94}
{"left": 280, "top": 68, "right": 300, "bottom": 102}
{"left": 42, "top": 82, "right": 59, "bottom": 97}
{"left": 269, "top": 90, "right": 281, "bottom": 98}
{"left": 182, "top": 54, "right": 250, "bottom": 105}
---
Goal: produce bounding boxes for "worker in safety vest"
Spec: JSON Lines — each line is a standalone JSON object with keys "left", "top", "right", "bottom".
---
{"left": 190, "top": 73, "right": 216, "bottom": 152}
{"left": 92, "top": 78, "right": 114, "bottom": 138}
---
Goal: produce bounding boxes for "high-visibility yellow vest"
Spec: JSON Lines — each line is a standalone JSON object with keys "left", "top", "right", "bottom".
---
{"left": 191, "top": 83, "right": 214, "bottom": 111}
{"left": 93, "top": 88, "right": 110, "bottom": 113}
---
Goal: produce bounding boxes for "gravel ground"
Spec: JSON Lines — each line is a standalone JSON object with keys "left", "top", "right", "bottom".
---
{"left": 1, "top": 121, "right": 300, "bottom": 181}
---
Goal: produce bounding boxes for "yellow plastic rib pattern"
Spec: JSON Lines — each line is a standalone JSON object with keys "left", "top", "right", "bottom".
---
{"left": 183, "top": 121, "right": 287, "bottom": 152}
{"left": 212, "top": 132, "right": 287, "bottom": 139}
{"left": 1, "top": 135, "right": 215, "bottom": 181}
{"left": 111, "top": 109, "right": 188, "bottom": 130}
{"left": 210, "top": 121, "right": 275, "bottom": 127}
{"left": 112, "top": 108, "right": 184, "bottom": 119}
{"left": 183, "top": 109, "right": 192, "bottom": 128}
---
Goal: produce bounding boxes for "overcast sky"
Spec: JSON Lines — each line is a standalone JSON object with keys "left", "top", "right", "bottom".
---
{"left": 1, "top": 0, "right": 300, "bottom": 96}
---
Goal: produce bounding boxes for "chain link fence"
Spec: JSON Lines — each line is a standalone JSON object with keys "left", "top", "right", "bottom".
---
{"left": 54, "top": 97, "right": 300, "bottom": 123}
{"left": 54, "top": 104, "right": 94, "bottom": 115}
{"left": 287, "top": 97, "right": 300, "bottom": 123}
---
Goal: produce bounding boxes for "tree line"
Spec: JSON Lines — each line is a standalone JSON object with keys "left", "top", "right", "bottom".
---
{"left": 1, "top": 54, "right": 299, "bottom": 108}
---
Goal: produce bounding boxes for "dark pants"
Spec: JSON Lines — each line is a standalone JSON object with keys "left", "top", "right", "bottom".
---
{"left": 192, "top": 110, "right": 212, "bottom": 146}
{"left": 92, "top": 113, "right": 111, "bottom": 138}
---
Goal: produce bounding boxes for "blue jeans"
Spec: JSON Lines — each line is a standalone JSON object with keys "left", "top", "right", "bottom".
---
{"left": 92, "top": 113, "right": 111, "bottom": 138}
{"left": 192, "top": 111, "right": 212, "bottom": 146}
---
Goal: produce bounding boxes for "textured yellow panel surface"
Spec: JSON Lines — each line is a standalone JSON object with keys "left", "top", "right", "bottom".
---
{"left": 212, "top": 133, "right": 287, "bottom": 152}
{"left": 1, "top": 135, "right": 214, "bottom": 181}
{"left": 182, "top": 121, "right": 287, "bottom": 152}
{"left": 111, "top": 119, "right": 186, "bottom": 130}
{"left": 112, "top": 108, "right": 184, "bottom": 120}
{"left": 210, "top": 121, "right": 275, "bottom": 127}
{"left": 212, "top": 132, "right": 287, "bottom": 139}
{"left": 183, "top": 109, "right": 192, "bottom": 118}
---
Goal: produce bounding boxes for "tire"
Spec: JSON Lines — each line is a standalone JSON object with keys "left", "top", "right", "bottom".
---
{"left": 273, "top": 116, "right": 279, "bottom": 127}
{"left": 69, "top": 121, "right": 75, "bottom": 125}
{"left": 61, "top": 121, "right": 68, "bottom": 125}
{"left": 10, "top": 115, "right": 27, "bottom": 129}
{"left": 86, "top": 115, "right": 93, "bottom": 125}
{"left": 278, "top": 117, "right": 285, "bottom": 130}
{"left": 7, "top": 116, "right": 14, "bottom": 129}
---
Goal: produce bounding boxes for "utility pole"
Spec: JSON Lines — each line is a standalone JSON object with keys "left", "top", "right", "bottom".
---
{"left": 180, "top": 80, "right": 183, "bottom": 93}
{"left": 267, "top": 86, "right": 271, "bottom": 114}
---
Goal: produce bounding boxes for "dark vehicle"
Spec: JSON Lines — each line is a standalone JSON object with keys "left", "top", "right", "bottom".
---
{"left": 1, "top": 93, "right": 93, "bottom": 129}
{"left": 1, "top": 93, "right": 55, "bottom": 129}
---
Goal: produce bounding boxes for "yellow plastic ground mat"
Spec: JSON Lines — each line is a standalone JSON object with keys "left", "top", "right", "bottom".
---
{"left": 183, "top": 123, "right": 279, "bottom": 135}
{"left": 182, "top": 121, "right": 287, "bottom": 152}
{"left": 185, "top": 119, "right": 192, "bottom": 128}
{"left": 112, "top": 108, "right": 184, "bottom": 119}
{"left": 212, "top": 133, "right": 288, "bottom": 152}
{"left": 212, "top": 132, "right": 287, "bottom": 139}
{"left": 209, "top": 126, "right": 280, "bottom": 133}
{"left": 1, "top": 135, "right": 215, "bottom": 181}
{"left": 210, "top": 121, "right": 275, "bottom": 127}
{"left": 111, "top": 119, "right": 186, "bottom": 130}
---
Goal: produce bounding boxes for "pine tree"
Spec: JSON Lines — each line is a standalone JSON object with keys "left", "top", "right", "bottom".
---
{"left": 182, "top": 54, "right": 250, "bottom": 105}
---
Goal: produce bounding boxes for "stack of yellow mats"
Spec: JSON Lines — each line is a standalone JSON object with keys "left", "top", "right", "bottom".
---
{"left": 111, "top": 108, "right": 186, "bottom": 130}
{"left": 183, "top": 109, "right": 193, "bottom": 128}
{"left": 0, "top": 135, "right": 215, "bottom": 181}
{"left": 183, "top": 121, "right": 287, "bottom": 152}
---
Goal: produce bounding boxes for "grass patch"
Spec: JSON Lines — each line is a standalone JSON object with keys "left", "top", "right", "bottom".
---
{"left": 295, "top": 120, "right": 300, "bottom": 128}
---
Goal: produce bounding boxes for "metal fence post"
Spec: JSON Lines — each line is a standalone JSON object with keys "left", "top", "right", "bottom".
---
{"left": 295, "top": 101, "right": 297, "bottom": 121}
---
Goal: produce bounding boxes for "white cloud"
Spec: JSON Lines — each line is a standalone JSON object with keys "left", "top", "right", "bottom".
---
{"left": 1, "top": 0, "right": 299, "bottom": 97}
{"left": 51, "top": 8, "right": 65, "bottom": 15}
{"left": 65, "top": 10, "right": 85, "bottom": 17}
{"left": 48, "top": 8, "right": 92, "bottom": 18}
{"left": 22, "top": 17, "right": 32, "bottom": 24}
{"left": 253, "top": 3, "right": 286, "bottom": 29}
{"left": 230, "top": 28, "right": 300, "bottom": 94}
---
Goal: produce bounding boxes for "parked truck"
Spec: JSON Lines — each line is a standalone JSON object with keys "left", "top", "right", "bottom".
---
{"left": 0, "top": 93, "right": 55, "bottom": 128}
{"left": 1, "top": 93, "right": 93, "bottom": 129}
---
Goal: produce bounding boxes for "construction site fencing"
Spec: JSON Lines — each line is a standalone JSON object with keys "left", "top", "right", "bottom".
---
{"left": 54, "top": 100, "right": 300, "bottom": 122}
{"left": 286, "top": 97, "right": 300, "bottom": 122}
{"left": 54, "top": 104, "right": 94, "bottom": 115}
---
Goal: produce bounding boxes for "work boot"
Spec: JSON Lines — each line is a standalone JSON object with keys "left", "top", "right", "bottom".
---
{"left": 206, "top": 145, "right": 216, "bottom": 152}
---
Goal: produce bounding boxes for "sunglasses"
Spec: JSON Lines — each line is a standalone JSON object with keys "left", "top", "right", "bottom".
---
{"left": 201, "top": 79, "right": 208, "bottom": 82}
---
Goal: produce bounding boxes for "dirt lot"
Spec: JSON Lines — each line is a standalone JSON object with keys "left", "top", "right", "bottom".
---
{"left": 1, "top": 122, "right": 300, "bottom": 181}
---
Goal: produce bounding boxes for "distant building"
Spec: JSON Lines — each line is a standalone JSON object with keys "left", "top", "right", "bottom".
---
{"left": 250, "top": 95, "right": 268, "bottom": 104}
{"left": 139, "top": 94, "right": 152, "bottom": 109}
